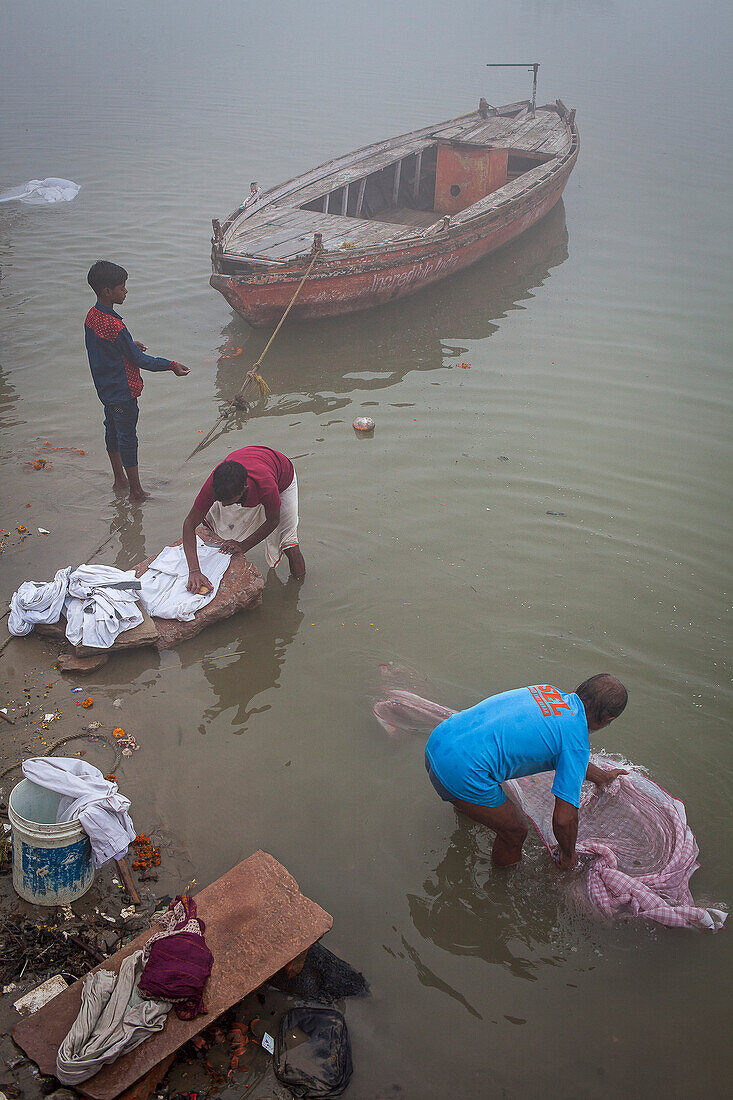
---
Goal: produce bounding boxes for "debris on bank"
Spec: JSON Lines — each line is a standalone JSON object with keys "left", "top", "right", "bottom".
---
{"left": 2, "top": 851, "right": 365, "bottom": 1100}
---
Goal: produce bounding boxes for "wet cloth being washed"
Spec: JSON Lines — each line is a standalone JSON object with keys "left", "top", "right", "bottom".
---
{"left": 138, "top": 894, "right": 213, "bottom": 1019}
{"left": 64, "top": 565, "right": 143, "bottom": 648}
{"left": 22, "top": 758, "right": 136, "bottom": 868}
{"left": 56, "top": 949, "right": 170, "bottom": 1085}
{"left": 138, "top": 538, "right": 230, "bottom": 620}
{"left": 506, "top": 764, "right": 727, "bottom": 931}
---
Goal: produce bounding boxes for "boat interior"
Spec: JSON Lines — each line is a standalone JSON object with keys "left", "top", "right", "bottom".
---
{"left": 215, "top": 102, "right": 574, "bottom": 269}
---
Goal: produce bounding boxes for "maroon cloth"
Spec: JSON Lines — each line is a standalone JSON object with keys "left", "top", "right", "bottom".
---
{"left": 138, "top": 932, "right": 213, "bottom": 1020}
{"left": 193, "top": 446, "right": 295, "bottom": 519}
{"left": 138, "top": 894, "right": 214, "bottom": 1020}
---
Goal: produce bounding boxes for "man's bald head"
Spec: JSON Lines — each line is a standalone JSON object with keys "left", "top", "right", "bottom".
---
{"left": 575, "top": 673, "right": 628, "bottom": 731}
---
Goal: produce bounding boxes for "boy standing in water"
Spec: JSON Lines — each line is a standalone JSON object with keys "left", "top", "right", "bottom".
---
{"left": 84, "top": 260, "right": 190, "bottom": 501}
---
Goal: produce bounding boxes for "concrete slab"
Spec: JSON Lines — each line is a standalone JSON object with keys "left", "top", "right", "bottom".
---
{"left": 13, "top": 851, "right": 332, "bottom": 1100}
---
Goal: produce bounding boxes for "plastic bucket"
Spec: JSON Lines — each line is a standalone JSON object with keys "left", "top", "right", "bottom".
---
{"left": 8, "top": 779, "right": 94, "bottom": 905}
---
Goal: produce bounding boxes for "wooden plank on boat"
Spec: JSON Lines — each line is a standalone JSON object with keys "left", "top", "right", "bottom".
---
{"left": 413, "top": 149, "right": 423, "bottom": 200}
{"left": 253, "top": 234, "right": 316, "bottom": 261}
{"left": 534, "top": 134, "right": 568, "bottom": 156}
{"left": 355, "top": 176, "right": 367, "bottom": 217}
{"left": 13, "top": 852, "right": 332, "bottom": 1100}
{"left": 392, "top": 159, "right": 402, "bottom": 205}
{"left": 290, "top": 136, "right": 431, "bottom": 207}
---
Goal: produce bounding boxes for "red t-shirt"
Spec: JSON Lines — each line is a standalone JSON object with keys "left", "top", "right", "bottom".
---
{"left": 193, "top": 446, "right": 294, "bottom": 519}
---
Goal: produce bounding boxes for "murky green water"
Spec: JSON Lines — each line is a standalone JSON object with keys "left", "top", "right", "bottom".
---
{"left": 1, "top": 1, "right": 731, "bottom": 1094}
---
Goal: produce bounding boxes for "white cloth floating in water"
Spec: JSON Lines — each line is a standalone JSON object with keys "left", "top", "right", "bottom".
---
{"left": 8, "top": 564, "right": 142, "bottom": 648}
{"left": 22, "top": 757, "right": 136, "bottom": 868}
{"left": 0, "top": 177, "right": 80, "bottom": 204}
{"left": 138, "top": 537, "right": 230, "bottom": 621}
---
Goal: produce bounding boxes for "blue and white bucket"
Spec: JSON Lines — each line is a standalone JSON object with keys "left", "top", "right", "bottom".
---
{"left": 8, "top": 779, "right": 94, "bottom": 905}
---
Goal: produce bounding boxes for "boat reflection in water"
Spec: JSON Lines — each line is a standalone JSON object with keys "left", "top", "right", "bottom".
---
{"left": 211, "top": 199, "right": 569, "bottom": 428}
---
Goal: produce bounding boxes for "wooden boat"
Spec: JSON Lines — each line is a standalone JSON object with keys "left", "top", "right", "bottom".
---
{"left": 210, "top": 97, "right": 578, "bottom": 326}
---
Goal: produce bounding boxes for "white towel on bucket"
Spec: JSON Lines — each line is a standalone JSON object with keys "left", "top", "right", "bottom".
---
{"left": 22, "top": 758, "right": 136, "bottom": 868}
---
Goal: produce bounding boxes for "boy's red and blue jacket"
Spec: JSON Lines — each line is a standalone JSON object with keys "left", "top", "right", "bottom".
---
{"left": 84, "top": 302, "right": 172, "bottom": 405}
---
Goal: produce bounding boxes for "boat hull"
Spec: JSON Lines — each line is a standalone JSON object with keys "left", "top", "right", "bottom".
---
{"left": 211, "top": 148, "right": 575, "bottom": 327}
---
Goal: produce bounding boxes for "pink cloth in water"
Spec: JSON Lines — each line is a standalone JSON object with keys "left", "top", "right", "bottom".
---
{"left": 372, "top": 682, "right": 726, "bottom": 932}
{"left": 506, "top": 768, "right": 726, "bottom": 932}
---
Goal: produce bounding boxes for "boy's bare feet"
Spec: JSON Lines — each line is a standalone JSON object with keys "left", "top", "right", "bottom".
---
{"left": 108, "top": 451, "right": 129, "bottom": 493}
{"left": 126, "top": 465, "right": 148, "bottom": 502}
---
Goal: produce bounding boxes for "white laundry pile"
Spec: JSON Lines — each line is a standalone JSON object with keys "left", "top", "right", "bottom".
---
{"left": 56, "top": 950, "right": 170, "bottom": 1085}
{"left": 8, "top": 567, "right": 72, "bottom": 636}
{"left": 64, "top": 565, "right": 143, "bottom": 648}
{"left": 22, "top": 758, "right": 136, "bottom": 868}
{"left": 138, "top": 537, "right": 230, "bottom": 621}
{"left": 8, "top": 564, "right": 142, "bottom": 649}
{"left": 0, "top": 177, "right": 80, "bottom": 204}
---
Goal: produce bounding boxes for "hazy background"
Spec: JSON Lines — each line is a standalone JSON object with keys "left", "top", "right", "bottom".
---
{"left": 1, "top": 2, "right": 731, "bottom": 1095}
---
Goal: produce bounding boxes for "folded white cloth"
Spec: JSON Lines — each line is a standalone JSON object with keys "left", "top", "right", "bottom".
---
{"left": 8, "top": 567, "right": 72, "bottom": 636}
{"left": 138, "top": 537, "right": 230, "bottom": 621}
{"left": 56, "top": 949, "right": 169, "bottom": 1085}
{"left": 0, "top": 177, "right": 80, "bottom": 205}
{"left": 22, "top": 758, "right": 136, "bottom": 868}
{"left": 64, "top": 564, "right": 143, "bottom": 648}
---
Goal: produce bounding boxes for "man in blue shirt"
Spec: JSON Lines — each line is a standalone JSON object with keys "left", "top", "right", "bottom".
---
{"left": 425, "top": 674, "right": 628, "bottom": 870}
{"left": 85, "top": 260, "right": 190, "bottom": 501}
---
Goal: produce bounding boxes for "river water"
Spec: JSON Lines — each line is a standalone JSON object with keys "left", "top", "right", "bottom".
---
{"left": 1, "top": 1, "right": 731, "bottom": 1095}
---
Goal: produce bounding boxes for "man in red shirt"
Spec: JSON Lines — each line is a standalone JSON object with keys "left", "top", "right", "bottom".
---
{"left": 183, "top": 446, "right": 305, "bottom": 591}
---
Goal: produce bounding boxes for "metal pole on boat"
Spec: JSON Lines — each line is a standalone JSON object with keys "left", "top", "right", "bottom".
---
{"left": 486, "top": 63, "right": 540, "bottom": 114}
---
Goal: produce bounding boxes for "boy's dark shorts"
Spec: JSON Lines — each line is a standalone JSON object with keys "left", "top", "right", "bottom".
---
{"left": 104, "top": 400, "right": 139, "bottom": 468}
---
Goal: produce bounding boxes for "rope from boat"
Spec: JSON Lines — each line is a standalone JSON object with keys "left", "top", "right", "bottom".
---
{"left": 0, "top": 252, "right": 323, "bottom": 656}
{"left": 187, "top": 247, "right": 323, "bottom": 461}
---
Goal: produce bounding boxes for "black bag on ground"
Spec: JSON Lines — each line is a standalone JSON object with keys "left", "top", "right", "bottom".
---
{"left": 274, "top": 1006, "right": 353, "bottom": 1098}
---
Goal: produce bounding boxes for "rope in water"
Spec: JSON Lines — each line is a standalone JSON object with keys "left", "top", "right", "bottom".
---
{"left": 0, "top": 250, "right": 322, "bottom": 658}
{"left": 186, "top": 247, "right": 323, "bottom": 460}
{"left": 0, "top": 732, "right": 123, "bottom": 783}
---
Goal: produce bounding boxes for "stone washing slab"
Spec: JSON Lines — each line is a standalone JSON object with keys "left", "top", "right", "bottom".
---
{"left": 134, "top": 529, "right": 264, "bottom": 650}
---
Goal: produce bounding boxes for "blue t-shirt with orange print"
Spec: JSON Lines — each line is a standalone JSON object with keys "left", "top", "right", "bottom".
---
{"left": 425, "top": 685, "right": 590, "bottom": 808}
